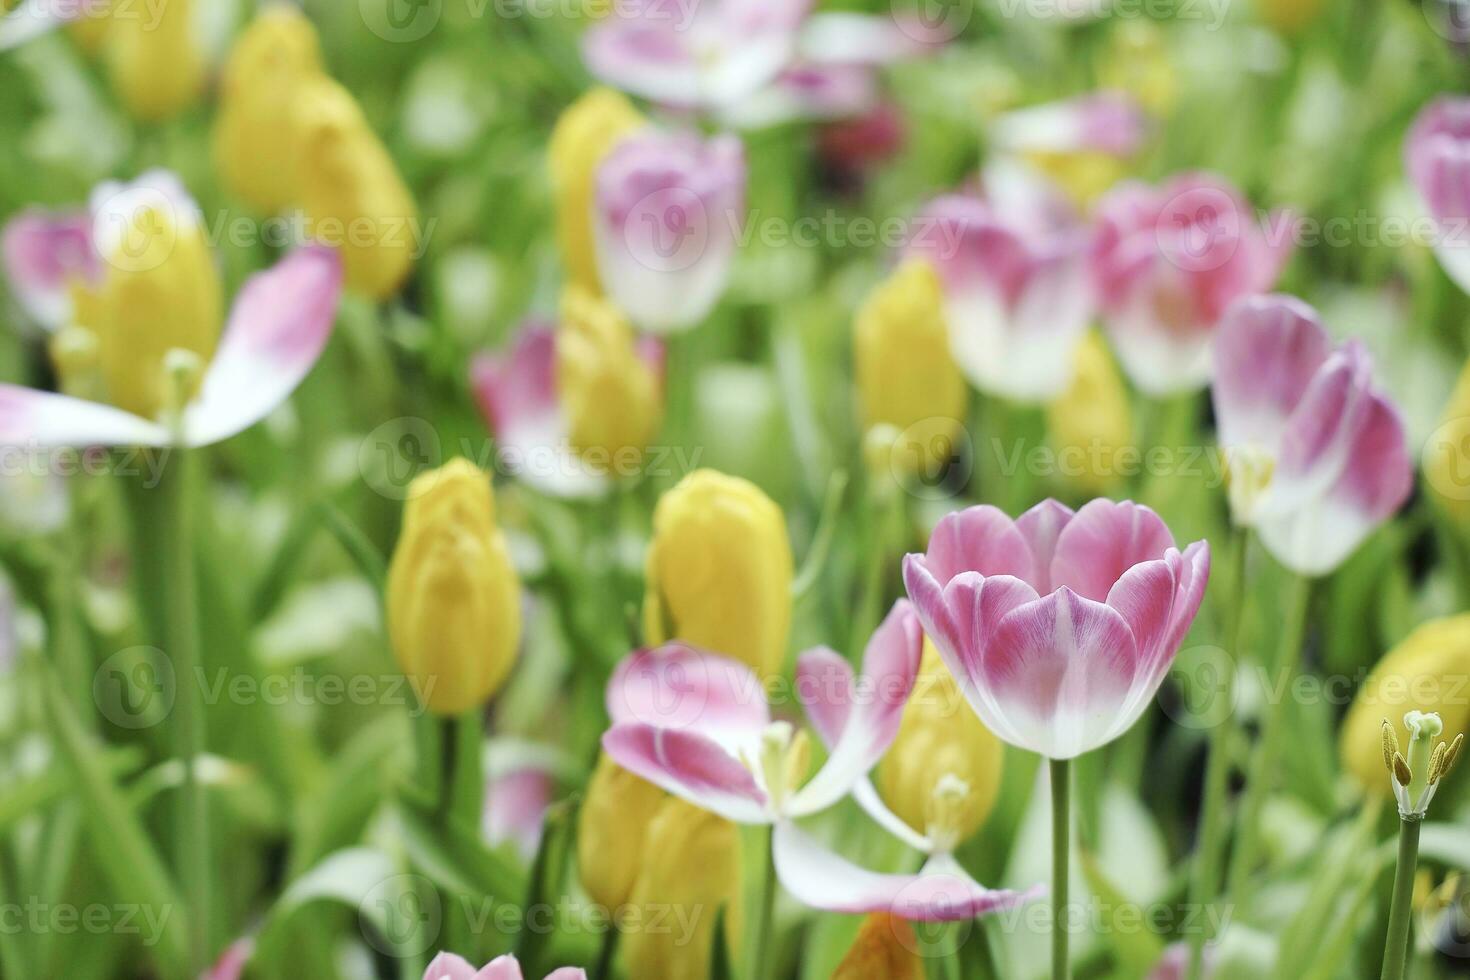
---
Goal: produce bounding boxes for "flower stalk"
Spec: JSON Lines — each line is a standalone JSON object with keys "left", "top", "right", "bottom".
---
{"left": 1051, "top": 756, "right": 1071, "bottom": 980}
{"left": 1379, "top": 816, "right": 1420, "bottom": 980}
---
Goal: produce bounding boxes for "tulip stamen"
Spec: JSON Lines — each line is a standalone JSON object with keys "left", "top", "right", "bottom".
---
{"left": 924, "top": 773, "right": 973, "bottom": 853}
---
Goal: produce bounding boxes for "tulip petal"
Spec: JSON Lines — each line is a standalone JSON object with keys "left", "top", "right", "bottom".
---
{"left": 1049, "top": 499, "right": 1174, "bottom": 602}
{"left": 424, "top": 952, "right": 481, "bottom": 980}
{"left": 772, "top": 821, "right": 1038, "bottom": 920}
{"left": 470, "top": 324, "right": 606, "bottom": 498}
{"left": 922, "top": 504, "right": 1036, "bottom": 585}
{"left": 1014, "top": 499, "right": 1075, "bottom": 595}
{"left": 607, "top": 644, "right": 770, "bottom": 744}
{"left": 477, "top": 955, "right": 526, "bottom": 980}
{"left": 789, "top": 600, "right": 923, "bottom": 816}
{"left": 602, "top": 723, "right": 770, "bottom": 823}
{"left": 0, "top": 384, "right": 169, "bottom": 448}
{"left": 1258, "top": 388, "right": 1411, "bottom": 575}
{"left": 181, "top": 245, "right": 343, "bottom": 448}
{"left": 543, "top": 972, "right": 589, "bottom": 980}
{"left": 794, "top": 644, "right": 852, "bottom": 747}
{"left": 1, "top": 209, "right": 98, "bottom": 330}
{"left": 1211, "top": 293, "right": 1331, "bottom": 453}
{"left": 983, "top": 588, "right": 1139, "bottom": 759}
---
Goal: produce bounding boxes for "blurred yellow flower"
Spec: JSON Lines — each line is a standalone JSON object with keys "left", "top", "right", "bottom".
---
{"left": 576, "top": 752, "right": 668, "bottom": 909}
{"left": 1254, "top": 0, "right": 1329, "bottom": 34}
{"left": 1046, "top": 330, "right": 1133, "bottom": 495}
{"left": 65, "top": 0, "right": 112, "bottom": 53}
{"left": 643, "top": 469, "right": 793, "bottom": 680}
{"left": 213, "top": 6, "right": 325, "bottom": 215}
{"left": 831, "top": 913, "right": 924, "bottom": 980}
{"left": 853, "top": 259, "right": 966, "bottom": 477}
{"left": 549, "top": 88, "right": 644, "bottom": 294}
{"left": 1340, "top": 615, "right": 1470, "bottom": 797}
{"left": 557, "top": 285, "right": 662, "bottom": 467}
{"left": 61, "top": 199, "right": 221, "bottom": 420}
{"left": 1099, "top": 21, "right": 1177, "bottom": 118}
{"left": 294, "top": 78, "right": 419, "bottom": 300}
{"left": 1024, "top": 151, "right": 1130, "bottom": 211}
{"left": 102, "top": 0, "right": 204, "bottom": 121}
{"left": 876, "top": 639, "right": 1003, "bottom": 844}
{"left": 1425, "top": 356, "right": 1470, "bottom": 524}
{"left": 386, "top": 459, "right": 522, "bottom": 715}
{"left": 622, "top": 796, "right": 742, "bottom": 980}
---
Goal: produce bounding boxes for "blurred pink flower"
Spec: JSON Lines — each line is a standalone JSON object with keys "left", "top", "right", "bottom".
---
{"left": 424, "top": 953, "right": 584, "bottom": 980}
{"left": 1211, "top": 294, "right": 1412, "bottom": 575}
{"left": 593, "top": 130, "right": 746, "bottom": 334}
{"left": 902, "top": 499, "right": 1209, "bottom": 760}
{"left": 0, "top": 172, "right": 342, "bottom": 449}
{"left": 482, "top": 754, "right": 555, "bottom": 862}
{"left": 989, "top": 90, "right": 1148, "bottom": 158}
{"left": 1405, "top": 96, "right": 1470, "bottom": 293}
{"left": 1091, "top": 172, "right": 1293, "bottom": 395}
{"left": 904, "top": 163, "right": 1094, "bottom": 401}
{"left": 601, "top": 601, "right": 1036, "bottom": 920}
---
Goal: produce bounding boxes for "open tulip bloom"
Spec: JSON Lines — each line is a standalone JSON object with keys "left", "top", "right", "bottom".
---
{"left": 1211, "top": 294, "right": 1412, "bottom": 576}
{"left": 0, "top": 173, "right": 343, "bottom": 449}
{"left": 988, "top": 90, "right": 1149, "bottom": 160}
{"left": 901, "top": 499, "right": 1210, "bottom": 761}
{"left": 1406, "top": 96, "right": 1470, "bottom": 294}
{"left": 903, "top": 163, "right": 1095, "bottom": 402}
{"left": 1091, "top": 172, "right": 1293, "bottom": 396}
{"left": 602, "top": 600, "right": 1040, "bottom": 921}
{"left": 424, "top": 953, "right": 584, "bottom": 980}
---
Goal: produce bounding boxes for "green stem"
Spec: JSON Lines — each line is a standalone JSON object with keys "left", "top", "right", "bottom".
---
{"left": 1226, "top": 571, "right": 1313, "bottom": 908}
{"left": 1051, "top": 757, "right": 1071, "bottom": 980}
{"left": 158, "top": 448, "right": 210, "bottom": 972}
{"left": 594, "top": 926, "right": 619, "bottom": 980}
{"left": 1186, "top": 528, "right": 1251, "bottom": 980}
{"left": 749, "top": 825, "right": 777, "bottom": 980}
{"left": 1380, "top": 818, "right": 1421, "bottom": 980}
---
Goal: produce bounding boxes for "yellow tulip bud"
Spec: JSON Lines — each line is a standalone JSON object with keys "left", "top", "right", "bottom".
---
{"left": 576, "top": 752, "right": 668, "bottom": 909}
{"left": 102, "top": 0, "right": 204, "bottom": 121}
{"left": 1045, "top": 331, "right": 1133, "bottom": 494}
{"left": 643, "top": 469, "right": 793, "bottom": 679}
{"left": 549, "top": 88, "right": 644, "bottom": 294}
{"left": 622, "top": 797, "right": 742, "bottom": 980}
{"left": 1425, "top": 356, "right": 1470, "bottom": 524}
{"left": 1099, "top": 22, "right": 1177, "bottom": 118}
{"left": 213, "top": 6, "right": 325, "bottom": 215}
{"left": 876, "top": 640, "right": 1003, "bottom": 846}
{"left": 831, "top": 913, "right": 924, "bottom": 980}
{"left": 1339, "top": 615, "right": 1470, "bottom": 797}
{"left": 556, "top": 285, "right": 662, "bottom": 468}
{"left": 386, "top": 459, "right": 522, "bottom": 715}
{"left": 294, "top": 78, "right": 418, "bottom": 300}
{"left": 66, "top": 0, "right": 113, "bottom": 54}
{"left": 63, "top": 200, "right": 222, "bottom": 420}
{"left": 853, "top": 259, "right": 966, "bottom": 476}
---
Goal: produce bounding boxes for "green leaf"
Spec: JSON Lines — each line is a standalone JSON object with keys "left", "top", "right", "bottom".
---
{"left": 516, "top": 799, "right": 577, "bottom": 973}
{"left": 1079, "top": 851, "right": 1164, "bottom": 980}
{"left": 710, "top": 904, "right": 736, "bottom": 980}
{"left": 396, "top": 793, "right": 526, "bottom": 908}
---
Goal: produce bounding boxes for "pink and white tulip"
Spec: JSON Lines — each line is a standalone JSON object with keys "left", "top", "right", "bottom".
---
{"left": 989, "top": 91, "right": 1148, "bottom": 159}
{"left": 1405, "top": 97, "right": 1470, "bottom": 294}
{"left": 1211, "top": 294, "right": 1412, "bottom": 576}
{"left": 470, "top": 320, "right": 664, "bottom": 498}
{"left": 602, "top": 600, "right": 1036, "bottom": 920}
{"left": 902, "top": 499, "right": 1210, "bottom": 760}
{"left": 583, "top": 0, "right": 811, "bottom": 110}
{"left": 482, "top": 743, "right": 559, "bottom": 862}
{"left": 593, "top": 130, "right": 746, "bottom": 334}
{"left": 0, "top": 174, "right": 342, "bottom": 449}
{"left": 423, "top": 953, "right": 584, "bottom": 980}
{"left": 904, "top": 164, "right": 1094, "bottom": 401}
{"left": 1091, "top": 173, "right": 1293, "bottom": 395}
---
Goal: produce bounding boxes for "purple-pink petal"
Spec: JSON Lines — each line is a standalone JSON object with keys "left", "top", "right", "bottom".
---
{"left": 602, "top": 723, "right": 770, "bottom": 823}
{"left": 606, "top": 643, "right": 769, "bottom": 736}
{"left": 1, "top": 209, "right": 98, "bottom": 329}
{"left": 794, "top": 645, "right": 853, "bottom": 748}
{"left": 922, "top": 505, "right": 1036, "bottom": 585}
{"left": 1048, "top": 499, "right": 1174, "bottom": 603}
{"left": 1211, "top": 293, "right": 1331, "bottom": 453}
{"left": 772, "top": 821, "right": 1039, "bottom": 920}
{"left": 183, "top": 244, "right": 343, "bottom": 447}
